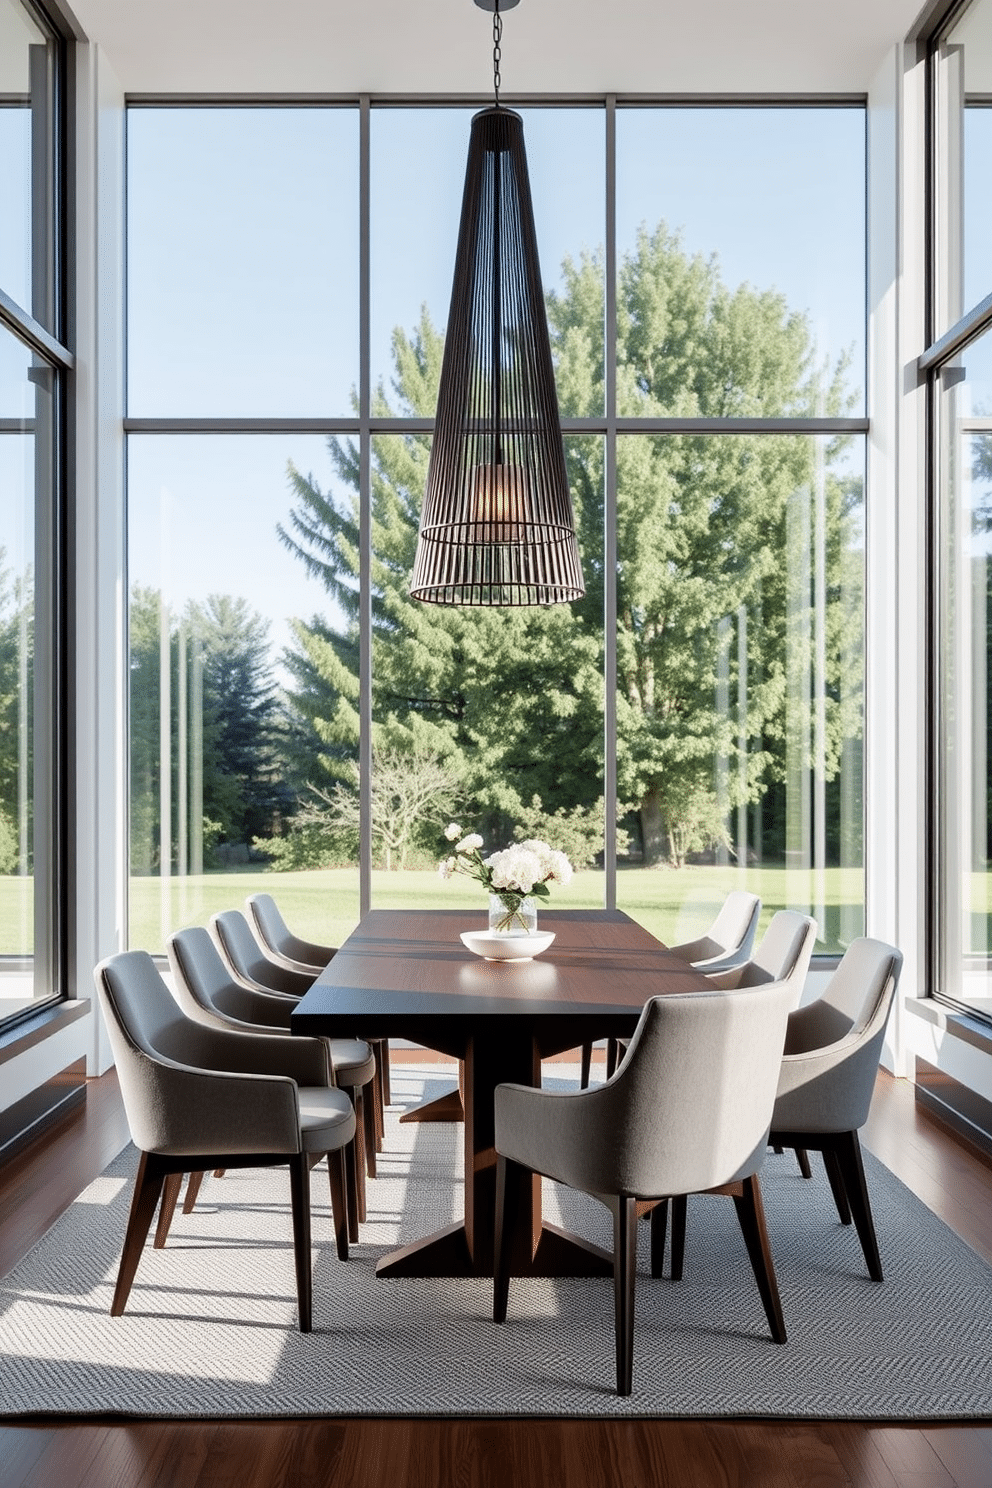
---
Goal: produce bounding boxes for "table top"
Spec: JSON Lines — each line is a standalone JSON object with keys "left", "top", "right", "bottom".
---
{"left": 291, "top": 907, "right": 711, "bottom": 1056}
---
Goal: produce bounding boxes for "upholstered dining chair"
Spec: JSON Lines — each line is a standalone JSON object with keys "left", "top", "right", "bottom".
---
{"left": 168, "top": 925, "right": 377, "bottom": 1235}
{"left": 493, "top": 978, "right": 796, "bottom": 1396}
{"left": 94, "top": 949, "right": 354, "bottom": 1332}
{"left": 246, "top": 891, "right": 392, "bottom": 1119}
{"left": 768, "top": 937, "right": 903, "bottom": 1281}
{"left": 212, "top": 908, "right": 315, "bottom": 998}
{"left": 583, "top": 891, "right": 764, "bottom": 1087}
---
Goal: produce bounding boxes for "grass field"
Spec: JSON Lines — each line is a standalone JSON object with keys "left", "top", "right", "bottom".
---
{"left": 0, "top": 863, "right": 869, "bottom": 958}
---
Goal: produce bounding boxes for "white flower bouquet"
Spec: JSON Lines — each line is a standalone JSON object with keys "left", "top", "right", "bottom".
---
{"left": 439, "top": 823, "right": 573, "bottom": 933}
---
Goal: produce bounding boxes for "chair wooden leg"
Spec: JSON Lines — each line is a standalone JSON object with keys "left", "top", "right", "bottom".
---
{"left": 795, "top": 1147, "right": 812, "bottom": 1179}
{"left": 493, "top": 1154, "right": 521, "bottom": 1324}
{"left": 344, "top": 1120, "right": 361, "bottom": 1244}
{"left": 833, "top": 1130, "right": 882, "bottom": 1281}
{"left": 579, "top": 1042, "right": 592, "bottom": 1089}
{"left": 182, "top": 1170, "right": 206, "bottom": 1215}
{"left": 650, "top": 1199, "right": 668, "bottom": 1278}
{"left": 613, "top": 1196, "right": 638, "bottom": 1396}
{"left": 670, "top": 1194, "right": 687, "bottom": 1281}
{"left": 360, "top": 1081, "right": 377, "bottom": 1181}
{"left": 153, "top": 1171, "right": 183, "bottom": 1248}
{"left": 111, "top": 1151, "right": 166, "bottom": 1317}
{"left": 326, "top": 1147, "right": 349, "bottom": 1262}
{"left": 379, "top": 1039, "right": 391, "bottom": 1107}
{"left": 823, "top": 1145, "right": 852, "bottom": 1225}
{"left": 370, "top": 1053, "right": 385, "bottom": 1152}
{"left": 289, "top": 1151, "right": 313, "bottom": 1333}
{"left": 732, "top": 1174, "right": 786, "bottom": 1344}
{"left": 605, "top": 1038, "right": 620, "bottom": 1079}
{"left": 349, "top": 1089, "right": 368, "bottom": 1223}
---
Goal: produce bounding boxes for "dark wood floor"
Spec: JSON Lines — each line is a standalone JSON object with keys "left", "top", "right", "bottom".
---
{"left": 2, "top": 1058, "right": 992, "bottom": 1488}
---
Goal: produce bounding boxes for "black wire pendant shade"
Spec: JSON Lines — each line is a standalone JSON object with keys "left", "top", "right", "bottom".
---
{"left": 409, "top": 105, "right": 585, "bottom": 606}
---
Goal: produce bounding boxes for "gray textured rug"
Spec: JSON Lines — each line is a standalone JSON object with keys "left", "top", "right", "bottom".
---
{"left": 2, "top": 1065, "right": 991, "bottom": 1420}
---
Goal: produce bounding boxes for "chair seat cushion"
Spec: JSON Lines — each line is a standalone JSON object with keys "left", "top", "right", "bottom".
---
{"left": 324, "top": 1039, "right": 376, "bottom": 1087}
{"left": 297, "top": 1086, "right": 357, "bottom": 1153}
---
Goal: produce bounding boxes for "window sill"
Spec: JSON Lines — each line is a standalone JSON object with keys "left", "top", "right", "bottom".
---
{"left": 0, "top": 1000, "right": 91, "bottom": 1065}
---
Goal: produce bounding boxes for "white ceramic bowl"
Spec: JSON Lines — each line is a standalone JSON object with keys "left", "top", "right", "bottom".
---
{"left": 459, "top": 929, "right": 556, "bottom": 962}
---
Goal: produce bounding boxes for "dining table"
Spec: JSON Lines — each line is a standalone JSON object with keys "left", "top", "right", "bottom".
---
{"left": 290, "top": 906, "right": 711, "bottom": 1280}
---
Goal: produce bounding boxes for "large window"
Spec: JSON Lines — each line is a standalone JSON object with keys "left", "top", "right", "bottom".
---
{"left": 126, "top": 100, "right": 866, "bottom": 957}
{"left": 0, "top": 0, "right": 68, "bottom": 1027}
{"left": 930, "top": 0, "right": 992, "bottom": 1022}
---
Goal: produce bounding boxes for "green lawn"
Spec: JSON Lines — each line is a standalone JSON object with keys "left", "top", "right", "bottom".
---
{"left": 0, "top": 863, "right": 867, "bottom": 957}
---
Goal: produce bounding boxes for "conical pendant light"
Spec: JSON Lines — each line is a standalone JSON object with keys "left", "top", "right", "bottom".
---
{"left": 409, "top": 0, "right": 584, "bottom": 607}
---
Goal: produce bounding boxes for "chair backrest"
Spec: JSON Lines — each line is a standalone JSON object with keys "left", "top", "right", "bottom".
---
{"left": 784, "top": 937, "right": 903, "bottom": 1056}
{"left": 211, "top": 909, "right": 314, "bottom": 998}
{"left": 705, "top": 890, "right": 761, "bottom": 965}
{"left": 246, "top": 892, "right": 334, "bottom": 971}
{"left": 94, "top": 950, "right": 202, "bottom": 1151}
{"left": 168, "top": 925, "right": 293, "bottom": 1030}
{"left": 585, "top": 978, "right": 796, "bottom": 1199}
{"left": 737, "top": 910, "right": 817, "bottom": 1001}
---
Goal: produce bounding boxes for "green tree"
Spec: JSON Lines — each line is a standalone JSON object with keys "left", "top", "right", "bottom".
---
{"left": 280, "top": 226, "right": 864, "bottom": 866}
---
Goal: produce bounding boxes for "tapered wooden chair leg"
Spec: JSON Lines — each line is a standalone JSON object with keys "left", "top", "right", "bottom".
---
{"left": 605, "top": 1038, "right": 620, "bottom": 1079}
{"left": 493, "top": 1154, "right": 519, "bottom": 1324}
{"left": 835, "top": 1130, "right": 882, "bottom": 1281}
{"left": 153, "top": 1171, "right": 183, "bottom": 1248}
{"left": 823, "top": 1145, "right": 852, "bottom": 1225}
{"left": 182, "top": 1170, "right": 206, "bottom": 1215}
{"left": 344, "top": 1124, "right": 361, "bottom": 1244}
{"left": 360, "top": 1083, "right": 377, "bottom": 1182}
{"left": 579, "top": 1042, "right": 592, "bottom": 1089}
{"left": 289, "top": 1151, "right": 313, "bottom": 1333}
{"left": 112, "top": 1151, "right": 166, "bottom": 1316}
{"left": 326, "top": 1147, "right": 349, "bottom": 1262}
{"left": 379, "top": 1039, "right": 391, "bottom": 1107}
{"left": 370, "top": 1054, "right": 385, "bottom": 1151}
{"left": 650, "top": 1199, "right": 668, "bottom": 1278}
{"left": 613, "top": 1196, "right": 638, "bottom": 1396}
{"left": 349, "top": 1089, "right": 368, "bottom": 1222}
{"left": 795, "top": 1148, "right": 812, "bottom": 1179}
{"left": 732, "top": 1174, "right": 786, "bottom": 1343}
{"left": 670, "top": 1194, "right": 687, "bottom": 1281}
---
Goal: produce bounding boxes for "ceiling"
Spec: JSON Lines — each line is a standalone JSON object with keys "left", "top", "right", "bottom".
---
{"left": 65, "top": 0, "right": 929, "bottom": 96}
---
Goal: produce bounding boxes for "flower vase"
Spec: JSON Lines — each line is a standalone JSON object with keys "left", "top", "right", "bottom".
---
{"left": 488, "top": 893, "right": 538, "bottom": 937}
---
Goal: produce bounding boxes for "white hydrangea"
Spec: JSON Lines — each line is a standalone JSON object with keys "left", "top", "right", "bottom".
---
{"left": 437, "top": 855, "right": 457, "bottom": 879}
{"left": 548, "top": 849, "right": 573, "bottom": 885}
{"left": 455, "top": 833, "right": 484, "bottom": 854}
{"left": 444, "top": 822, "right": 462, "bottom": 842}
{"left": 485, "top": 845, "right": 544, "bottom": 895}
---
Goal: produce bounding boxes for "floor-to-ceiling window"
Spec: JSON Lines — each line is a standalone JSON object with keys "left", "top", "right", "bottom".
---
{"left": 929, "top": 0, "right": 992, "bottom": 1022}
{"left": 125, "top": 97, "right": 866, "bottom": 956}
{"left": 0, "top": 0, "right": 68, "bottom": 1027}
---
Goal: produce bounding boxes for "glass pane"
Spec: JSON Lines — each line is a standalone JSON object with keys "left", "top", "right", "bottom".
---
{"left": 371, "top": 107, "right": 605, "bottom": 416}
{"left": 0, "top": 320, "right": 56, "bottom": 1015}
{"left": 326, "top": 430, "right": 605, "bottom": 918}
{"left": 938, "top": 329, "right": 992, "bottom": 1018}
{"left": 936, "top": 0, "right": 992, "bottom": 331}
{"left": 0, "top": 0, "right": 57, "bottom": 330}
{"left": 617, "top": 108, "right": 866, "bottom": 415}
{"left": 615, "top": 432, "right": 865, "bottom": 955}
{"left": 127, "top": 109, "right": 360, "bottom": 417}
{"left": 127, "top": 435, "right": 360, "bottom": 952}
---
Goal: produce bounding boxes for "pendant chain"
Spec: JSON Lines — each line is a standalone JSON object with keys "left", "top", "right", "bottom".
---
{"left": 493, "top": 1, "right": 502, "bottom": 107}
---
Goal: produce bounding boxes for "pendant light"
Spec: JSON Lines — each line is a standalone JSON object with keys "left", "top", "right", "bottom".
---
{"left": 409, "top": 0, "right": 585, "bottom": 607}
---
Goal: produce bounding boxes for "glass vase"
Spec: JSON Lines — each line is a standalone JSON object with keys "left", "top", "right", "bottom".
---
{"left": 488, "top": 893, "right": 538, "bottom": 936}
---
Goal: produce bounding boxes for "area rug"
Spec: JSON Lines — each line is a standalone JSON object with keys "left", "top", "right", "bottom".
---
{"left": 1, "top": 1065, "right": 991, "bottom": 1420}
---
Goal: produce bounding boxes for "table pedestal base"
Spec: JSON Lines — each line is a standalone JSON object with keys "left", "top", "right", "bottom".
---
{"left": 374, "top": 1220, "right": 612, "bottom": 1279}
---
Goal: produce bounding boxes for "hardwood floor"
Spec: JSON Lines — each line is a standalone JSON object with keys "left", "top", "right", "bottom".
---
{"left": 2, "top": 1060, "right": 992, "bottom": 1488}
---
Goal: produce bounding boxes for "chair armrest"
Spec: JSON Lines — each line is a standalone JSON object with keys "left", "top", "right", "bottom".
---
{"left": 772, "top": 1028, "right": 884, "bottom": 1134}
{"left": 495, "top": 1081, "right": 615, "bottom": 1193}
{"left": 155, "top": 1020, "right": 330, "bottom": 1086}
{"left": 119, "top": 1043, "right": 304, "bottom": 1157}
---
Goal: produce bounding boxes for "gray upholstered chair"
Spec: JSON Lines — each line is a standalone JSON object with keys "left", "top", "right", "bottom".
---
{"left": 245, "top": 893, "right": 392, "bottom": 1132}
{"left": 669, "top": 889, "right": 762, "bottom": 972}
{"left": 246, "top": 891, "right": 336, "bottom": 976}
{"left": 493, "top": 978, "right": 796, "bottom": 1396}
{"left": 94, "top": 950, "right": 354, "bottom": 1332}
{"left": 168, "top": 925, "right": 378, "bottom": 1234}
{"left": 769, "top": 937, "right": 903, "bottom": 1281}
{"left": 704, "top": 909, "right": 818, "bottom": 1001}
{"left": 590, "top": 891, "right": 764, "bottom": 1086}
{"left": 212, "top": 908, "right": 315, "bottom": 998}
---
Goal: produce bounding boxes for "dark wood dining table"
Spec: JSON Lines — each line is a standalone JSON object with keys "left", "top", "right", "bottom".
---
{"left": 290, "top": 906, "right": 710, "bottom": 1280}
